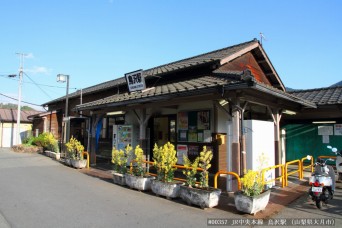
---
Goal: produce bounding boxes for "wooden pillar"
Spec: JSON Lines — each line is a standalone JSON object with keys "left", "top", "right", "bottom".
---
{"left": 134, "top": 108, "right": 152, "bottom": 161}
{"left": 273, "top": 109, "right": 282, "bottom": 176}
{"left": 231, "top": 108, "right": 241, "bottom": 191}
{"left": 232, "top": 108, "right": 241, "bottom": 176}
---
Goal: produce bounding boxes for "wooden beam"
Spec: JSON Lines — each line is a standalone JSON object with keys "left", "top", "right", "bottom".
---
{"left": 220, "top": 42, "right": 259, "bottom": 65}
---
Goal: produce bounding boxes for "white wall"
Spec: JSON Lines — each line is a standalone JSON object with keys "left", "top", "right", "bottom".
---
{"left": 1, "top": 123, "right": 32, "bottom": 147}
{"left": 244, "top": 120, "right": 275, "bottom": 187}
{"left": 244, "top": 120, "right": 275, "bottom": 170}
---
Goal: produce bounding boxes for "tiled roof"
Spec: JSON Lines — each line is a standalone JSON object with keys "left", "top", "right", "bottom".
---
{"left": 44, "top": 39, "right": 259, "bottom": 106}
{"left": 289, "top": 86, "right": 342, "bottom": 105}
{"left": 143, "top": 40, "right": 258, "bottom": 77}
{"left": 76, "top": 73, "right": 243, "bottom": 110}
{"left": 331, "top": 81, "right": 342, "bottom": 87}
{"left": 76, "top": 71, "right": 316, "bottom": 111}
{"left": 252, "top": 82, "right": 316, "bottom": 108}
{"left": 0, "top": 109, "right": 42, "bottom": 123}
{"left": 43, "top": 77, "right": 126, "bottom": 105}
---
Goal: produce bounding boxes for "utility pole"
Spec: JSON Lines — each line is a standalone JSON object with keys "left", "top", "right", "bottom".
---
{"left": 15, "top": 53, "right": 27, "bottom": 145}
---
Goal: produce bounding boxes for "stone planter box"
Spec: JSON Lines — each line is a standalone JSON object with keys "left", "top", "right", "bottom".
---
{"left": 44, "top": 150, "right": 52, "bottom": 157}
{"left": 151, "top": 179, "right": 181, "bottom": 199}
{"left": 179, "top": 185, "right": 222, "bottom": 209}
{"left": 44, "top": 151, "right": 60, "bottom": 160}
{"left": 112, "top": 172, "right": 126, "bottom": 186}
{"left": 55, "top": 153, "right": 61, "bottom": 160}
{"left": 50, "top": 152, "right": 60, "bottom": 160}
{"left": 124, "top": 174, "right": 154, "bottom": 191}
{"left": 64, "top": 158, "right": 72, "bottom": 166}
{"left": 234, "top": 190, "right": 271, "bottom": 215}
{"left": 71, "top": 159, "right": 87, "bottom": 169}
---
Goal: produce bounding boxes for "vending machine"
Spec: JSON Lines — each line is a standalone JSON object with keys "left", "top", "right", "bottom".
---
{"left": 112, "top": 125, "right": 138, "bottom": 151}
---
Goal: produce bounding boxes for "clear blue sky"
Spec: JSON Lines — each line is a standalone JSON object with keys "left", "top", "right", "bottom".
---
{"left": 0, "top": 0, "right": 341, "bottom": 110}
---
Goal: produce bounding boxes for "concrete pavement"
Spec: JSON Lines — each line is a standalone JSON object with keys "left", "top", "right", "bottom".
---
{"left": 1, "top": 147, "right": 341, "bottom": 228}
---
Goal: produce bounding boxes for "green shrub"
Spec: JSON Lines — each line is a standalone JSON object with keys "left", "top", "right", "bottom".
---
{"left": 32, "top": 132, "right": 59, "bottom": 153}
{"left": 22, "top": 136, "right": 35, "bottom": 145}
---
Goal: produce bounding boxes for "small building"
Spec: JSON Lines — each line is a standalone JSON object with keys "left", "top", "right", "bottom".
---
{"left": 74, "top": 39, "right": 315, "bottom": 189}
{"left": 41, "top": 39, "right": 322, "bottom": 190}
{"left": 282, "top": 86, "right": 342, "bottom": 160}
{"left": 0, "top": 108, "right": 41, "bottom": 147}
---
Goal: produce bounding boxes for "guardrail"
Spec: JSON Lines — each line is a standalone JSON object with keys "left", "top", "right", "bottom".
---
{"left": 284, "top": 159, "right": 301, "bottom": 186}
{"left": 129, "top": 160, "right": 205, "bottom": 184}
{"left": 124, "top": 155, "right": 333, "bottom": 190}
{"left": 213, "top": 170, "right": 241, "bottom": 190}
{"left": 261, "top": 164, "right": 285, "bottom": 188}
{"left": 300, "top": 156, "right": 313, "bottom": 179}
{"left": 318, "top": 155, "right": 336, "bottom": 160}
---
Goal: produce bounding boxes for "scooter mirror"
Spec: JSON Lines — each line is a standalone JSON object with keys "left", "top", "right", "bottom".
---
{"left": 327, "top": 145, "right": 332, "bottom": 149}
{"left": 332, "top": 148, "right": 338, "bottom": 153}
{"left": 307, "top": 155, "right": 312, "bottom": 160}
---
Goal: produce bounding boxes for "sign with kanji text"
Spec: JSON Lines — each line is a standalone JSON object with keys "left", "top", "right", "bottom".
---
{"left": 125, "top": 69, "right": 145, "bottom": 92}
{"left": 335, "top": 124, "right": 342, "bottom": 135}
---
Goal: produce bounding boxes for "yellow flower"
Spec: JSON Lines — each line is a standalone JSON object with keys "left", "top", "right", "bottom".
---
{"left": 240, "top": 170, "right": 264, "bottom": 196}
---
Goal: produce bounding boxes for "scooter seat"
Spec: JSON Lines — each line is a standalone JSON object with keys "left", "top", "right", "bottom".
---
{"left": 313, "top": 173, "right": 330, "bottom": 177}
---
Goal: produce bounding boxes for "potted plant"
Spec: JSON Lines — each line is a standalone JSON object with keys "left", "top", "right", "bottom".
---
{"left": 234, "top": 153, "right": 271, "bottom": 215}
{"left": 34, "top": 132, "right": 60, "bottom": 159}
{"left": 124, "top": 145, "right": 154, "bottom": 191}
{"left": 151, "top": 142, "right": 181, "bottom": 199}
{"left": 111, "top": 145, "right": 130, "bottom": 186}
{"left": 179, "top": 146, "right": 221, "bottom": 209}
{"left": 234, "top": 169, "right": 271, "bottom": 215}
{"left": 65, "top": 136, "right": 86, "bottom": 169}
{"left": 46, "top": 133, "right": 60, "bottom": 160}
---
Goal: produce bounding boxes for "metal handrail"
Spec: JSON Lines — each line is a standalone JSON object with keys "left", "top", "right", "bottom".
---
{"left": 284, "top": 159, "right": 301, "bottom": 186}
{"left": 213, "top": 170, "right": 241, "bottom": 190}
{"left": 318, "top": 155, "right": 336, "bottom": 160}
{"left": 301, "top": 156, "right": 313, "bottom": 179}
{"left": 261, "top": 164, "right": 285, "bottom": 188}
{"left": 128, "top": 159, "right": 205, "bottom": 184}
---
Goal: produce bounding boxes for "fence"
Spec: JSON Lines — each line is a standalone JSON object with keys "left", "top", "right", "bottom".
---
{"left": 124, "top": 154, "right": 332, "bottom": 191}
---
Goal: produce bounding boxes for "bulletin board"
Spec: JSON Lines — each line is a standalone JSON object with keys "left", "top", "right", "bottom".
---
{"left": 177, "top": 110, "right": 211, "bottom": 143}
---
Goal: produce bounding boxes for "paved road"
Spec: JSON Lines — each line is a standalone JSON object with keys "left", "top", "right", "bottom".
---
{"left": 267, "top": 180, "right": 342, "bottom": 227}
{"left": 0, "top": 148, "right": 237, "bottom": 228}
{"left": 1, "top": 148, "right": 342, "bottom": 228}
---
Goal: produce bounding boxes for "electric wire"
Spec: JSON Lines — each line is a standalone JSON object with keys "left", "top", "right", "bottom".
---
{"left": 0, "top": 73, "right": 78, "bottom": 108}
{"left": 24, "top": 72, "right": 53, "bottom": 99}
{"left": 0, "top": 74, "right": 77, "bottom": 89}
{"left": 0, "top": 92, "right": 43, "bottom": 107}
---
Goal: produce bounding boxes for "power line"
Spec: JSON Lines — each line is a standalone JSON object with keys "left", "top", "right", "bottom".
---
{"left": 0, "top": 74, "right": 77, "bottom": 89}
{"left": 0, "top": 92, "right": 43, "bottom": 107}
{"left": 24, "top": 72, "right": 53, "bottom": 99}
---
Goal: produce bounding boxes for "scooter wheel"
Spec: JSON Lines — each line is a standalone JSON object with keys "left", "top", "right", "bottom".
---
{"left": 316, "top": 200, "right": 323, "bottom": 209}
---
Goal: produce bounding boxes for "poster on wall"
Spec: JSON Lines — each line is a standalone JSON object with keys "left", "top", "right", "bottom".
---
{"left": 197, "top": 111, "right": 210, "bottom": 130}
{"left": 322, "top": 135, "right": 330, "bottom": 144}
{"left": 203, "top": 130, "right": 212, "bottom": 142}
{"left": 188, "top": 145, "right": 199, "bottom": 157}
{"left": 188, "top": 130, "right": 197, "bottom": 142}
{"left": 178, "top": 112, "right": 188, "bottom": 130}
{"left": 197, "top": 132, "right": 203, "bottom": 142}
{"left": 177, "top": 110, "right": 211, "bottom": 142}
{"left": 177, "top": 145, "right": 188, "bottom": 165}
{"left": 318, "top": 126, "right": 333, "bottom": 135}
{"left": 334, "top": 124, "right": 342, "bottom": 135}
{"left": 178, "top": 130, "right": 187, "bottom": 141}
